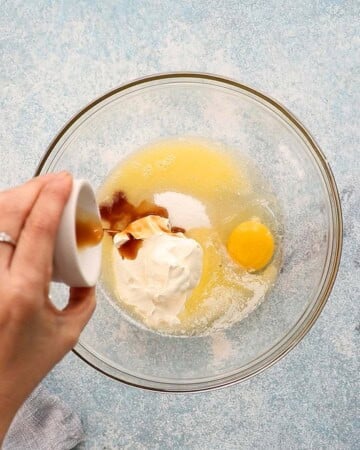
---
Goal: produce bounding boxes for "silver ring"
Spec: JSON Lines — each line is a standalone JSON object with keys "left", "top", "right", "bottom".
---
{"left": 0, "top": 231, "right": 17, "bottom": 247}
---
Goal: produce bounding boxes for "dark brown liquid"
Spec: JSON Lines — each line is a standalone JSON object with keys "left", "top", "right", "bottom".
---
{"left": 99, "top": 191, "right": 170, "bottom": 259}
{"left": 120, "top": 235, "right": 144, "bottom": 260}
{"left": 99, "top": 191, "right": 168, "bottom": 228}
{"left": 171, "top": 226, "right": 186, "bottom": 234}
{"left": 76, "top": 210, "right": 104, "bottom": 249}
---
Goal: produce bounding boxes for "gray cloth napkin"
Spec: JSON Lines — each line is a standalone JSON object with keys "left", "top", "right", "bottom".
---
{"left": 3, "top": 385, "right": 84, "bottom": 450}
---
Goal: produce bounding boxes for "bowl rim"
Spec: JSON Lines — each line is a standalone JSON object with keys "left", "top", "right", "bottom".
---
{"left": 36, "top": 72, "right": 343, "bottom": 392}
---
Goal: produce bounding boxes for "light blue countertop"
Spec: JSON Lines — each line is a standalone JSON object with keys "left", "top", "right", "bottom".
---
{"left": 1, "top": 1, "right": 359, "bottom": 448}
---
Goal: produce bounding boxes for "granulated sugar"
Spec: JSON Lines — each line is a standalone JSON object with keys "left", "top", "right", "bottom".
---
{"left": 154, "top": 191, "right": 210, "bottom": 229}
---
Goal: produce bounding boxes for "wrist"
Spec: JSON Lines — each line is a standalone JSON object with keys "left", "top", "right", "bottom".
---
{"left": 0, "top": 393, "right": 22, "bottom": 446}
{"left": 0, "top": 369, "right": 39, "bottom": 445}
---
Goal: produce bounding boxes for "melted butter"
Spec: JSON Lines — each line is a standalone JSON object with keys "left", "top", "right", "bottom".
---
{"left": 97, "top": 138, "right": 250, "bottom": 206}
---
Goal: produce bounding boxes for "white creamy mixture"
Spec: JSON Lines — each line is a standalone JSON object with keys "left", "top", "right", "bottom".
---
{"left": 112, "top": 215, "right": 203, "bottom": 327}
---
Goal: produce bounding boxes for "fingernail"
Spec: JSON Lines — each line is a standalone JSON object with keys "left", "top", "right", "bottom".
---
{"left": 48, "top": 172, "right": 72, "bottom": 186}
{"left": 52, "top": 170, "right": 72, "bottom": 181}
{"left": 35, "top": 172, "right": 57, "bottom": 179}
{"left": 55, "top": 171, "right": 72, "bottom": 179}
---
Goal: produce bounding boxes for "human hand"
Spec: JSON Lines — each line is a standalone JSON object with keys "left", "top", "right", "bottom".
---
{"left": 0, "top": 173, "right": 96, "bottom": 443}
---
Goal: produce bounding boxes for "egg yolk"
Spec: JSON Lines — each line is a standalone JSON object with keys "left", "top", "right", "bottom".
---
{"left": 227, "top": 221, "right": 275, "bottom": 271}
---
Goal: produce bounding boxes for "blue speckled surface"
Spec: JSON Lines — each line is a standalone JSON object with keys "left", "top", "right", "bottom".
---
{"left": 1, "top": 1, "right": 359, "bottom": 448}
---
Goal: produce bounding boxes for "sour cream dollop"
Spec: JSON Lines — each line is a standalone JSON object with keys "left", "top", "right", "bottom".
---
{"left": 112, "top": 216, "right": 203, "bottom": 327}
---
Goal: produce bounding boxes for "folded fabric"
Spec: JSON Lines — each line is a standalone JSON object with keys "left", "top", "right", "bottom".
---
{"left": 3, "top": 385, "right": 84, "bottom": 450}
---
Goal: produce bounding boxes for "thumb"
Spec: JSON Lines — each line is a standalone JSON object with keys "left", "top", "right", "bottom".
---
{"left": 61, "top": 287, "right": 96, "bottom": 341}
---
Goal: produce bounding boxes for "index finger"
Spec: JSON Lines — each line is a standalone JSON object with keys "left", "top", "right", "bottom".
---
{"left": 11, "top": 172, "right": 73, "bottom": 283}
{"left": 0, "top": 173, "right": 60, "bottom": 271}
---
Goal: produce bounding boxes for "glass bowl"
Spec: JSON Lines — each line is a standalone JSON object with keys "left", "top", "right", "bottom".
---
{"left": 37, "top": 73, "right": 342, "bottom": 392}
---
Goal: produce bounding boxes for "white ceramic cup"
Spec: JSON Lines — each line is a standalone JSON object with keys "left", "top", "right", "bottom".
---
{"left": 52, "top": 179, "right": 102, "bottom": 287}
